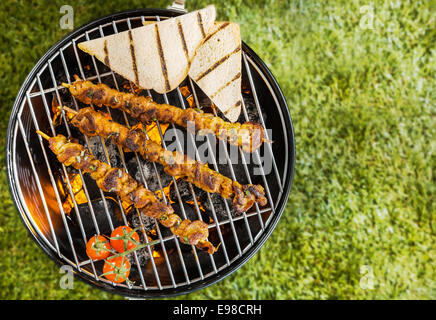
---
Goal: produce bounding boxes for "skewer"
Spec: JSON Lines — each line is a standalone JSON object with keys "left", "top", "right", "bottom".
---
{"left": 36, "top": 130, "right": 51, "bottom": 141}
{"left": 63, "top": 107, "right": 267, "bottom": 213}
{"left": 36, "top": 131, "right": 217, "bottom": 254}
{"left": 61, "top": 79, "right": 274, "bottom": 145}
{"left": 61, "top": 105, "right": 78, "bottom": 115}
{"left": 62, "top": 77, "right": 268, "bottom": 153}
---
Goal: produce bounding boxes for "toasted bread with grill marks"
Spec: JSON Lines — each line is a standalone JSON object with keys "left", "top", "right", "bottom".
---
{"left": 78, "top": 6, "right": 216, "bottom": 94}
{"left": 188, "top": 22, "right": 242, "bottom": 122}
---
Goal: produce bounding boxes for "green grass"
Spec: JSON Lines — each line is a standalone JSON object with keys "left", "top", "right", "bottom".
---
{"left": 0, "top": 0, "right": 434, "bottom": 299}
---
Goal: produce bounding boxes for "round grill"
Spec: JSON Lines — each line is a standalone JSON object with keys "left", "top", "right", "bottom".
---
{"left": 6, "top": 8, "right": 295, "bottom": 298}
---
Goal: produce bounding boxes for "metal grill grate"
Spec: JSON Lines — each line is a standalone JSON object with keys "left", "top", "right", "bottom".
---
{"left": 8, "top": 10, "right": 294, "bottom": 297}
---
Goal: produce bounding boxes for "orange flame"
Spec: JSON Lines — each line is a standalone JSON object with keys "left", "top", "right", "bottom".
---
{"left": 186, "top": 196, "right": 206, "bottom": 212}
{"left": 155, "top": 180, "right": 175, "bottom": 204}
{"left": 146, "top": 122, "right": 169, "bottom": 144}
{"left": 123, "top": 83, "right": 143, "bottom": 95}
{"left": 52, "top": 98, "right": 74, "bottom": 126}
{"left": 180, "top": 85, "right": 196, "bottom": 108}
{"left": 61, "top": 173, "right": 87, "bottom": 214}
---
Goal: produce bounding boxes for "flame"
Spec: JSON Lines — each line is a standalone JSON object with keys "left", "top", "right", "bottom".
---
{"left": 61, "top": 173, "right": 87, "bottom": 214}
{"left": 152, "top": 250, "right": 161, "bottom": 258}
{"left": 180, "top": 85, "right": 195, "bottom": 108}
{"left": 146, "top": 122, "right": 169, "bottom": 144}
{"left": 155, "top": 180, "right": 175, "bottom": 204}
{"left": 102, "top": 112, "right": 112, "bottom": 121}
{"left": 186, "top": 196, "right": 205, "bottom": 212}
{"left": 242, "top": 83, "right": 251, "bottom": 95}
{"left": 123, "top": 83, "right": 143, "bottom": 95}
{"left": 180, "top": 85, "right": 191, "bottom": 97}
{"left": 121, "top": 200, "right": 132, "bottom": 211}
{"left": 131, "top": 122, "right": 170, "bottom": 145}
{"left": 52, "top": 98, "right": 75, "bottom": 127}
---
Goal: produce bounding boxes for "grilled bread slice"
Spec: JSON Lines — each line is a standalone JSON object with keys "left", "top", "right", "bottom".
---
{"left": 188, "top": 22, "right": 242, "bottom": 122}
{"left": 78, "top": 6, "right": 216, "bottom": 94}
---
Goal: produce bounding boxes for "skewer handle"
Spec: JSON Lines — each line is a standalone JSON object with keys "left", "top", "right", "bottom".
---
{"left": 62, "top": 106, "right": 78, "bottom": 115}
{"left": 36, "top": 130, "right": 51, "bottom": 141}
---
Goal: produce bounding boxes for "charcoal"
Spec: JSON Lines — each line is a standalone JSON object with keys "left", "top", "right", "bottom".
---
{"left": 71, "top": 197, "right": 124, "bottom": 238}
{"left": 240, "top": 94, "right": 261, "bottom": 123}
{"left": 126, "top": 228, "right": 153, "bottom": 265}
{"left": 200, "top": 192, "right": 239, "bottom": 221}
{"left": 127, "top": 211, "right": 156, "bottom": 232}
{"left": 87, "top": 136, "right": 122, "bottom": 168}
{"left": 169, "top": 180, "right": 195, "bottom": 203}
{"left": 126, "top": 157, "right": 173, "bottom": 192}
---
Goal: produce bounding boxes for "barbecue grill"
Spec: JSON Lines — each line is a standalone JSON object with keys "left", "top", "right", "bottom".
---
{"left": 6, "top": 2, "right": 295, "bottom": 298}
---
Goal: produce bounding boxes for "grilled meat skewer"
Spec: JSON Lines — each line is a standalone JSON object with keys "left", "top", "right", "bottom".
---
{"left": 62, "top": 76, "right": 267, "bottom": 153}
{"left": 65, "top": 106, "right": 267, "bottom": 213}
{"left": 37, "top": 131, "right": 216, "bottom": 254}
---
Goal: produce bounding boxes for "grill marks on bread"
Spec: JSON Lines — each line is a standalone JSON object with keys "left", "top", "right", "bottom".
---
{"left": 203, "top": 22, "right": 230, "bottom": 45}
{"left": 197, "top": 11, "right": 206, "bottom": 37}
{"left": 77, "top": 6, "right": 216, "bottom": 94}
{"left": 177, "top": 20, "right": 190, "bottom": 64}
{"left": 154, "top": 24, "right": 171, "bottom": 92}
{"left": 189, "top": 22, "right": 243, "bottom": 122}
{"left": 128, "top": 30, "right": 139, "bottom": 86}
{"left": 194, "top": 45, "right": 241, "bottom": 83}
{"left": 103, "top": 40, "right": 110, "bottom": 68}
{"left": 210, "top": 71, "right": 241, "bottom": 99}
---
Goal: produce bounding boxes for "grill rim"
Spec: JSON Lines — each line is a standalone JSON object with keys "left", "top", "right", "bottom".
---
{"left": 6, "top": 7, "right": 296, "bottom": 298}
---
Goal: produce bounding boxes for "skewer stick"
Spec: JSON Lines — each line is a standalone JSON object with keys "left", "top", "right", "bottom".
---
{"left": 36, "top": 130, "right": 51, "bottom": 141}
{"left": 61, "top": 105, "right": 78, "bottom": 115}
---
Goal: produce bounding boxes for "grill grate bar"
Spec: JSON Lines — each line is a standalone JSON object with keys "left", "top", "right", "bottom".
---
{"left": 149, "top": 17, "right": 210, "bottom": 277}
{"left": 16, "top": 116, "right": 64, "bottom": 255}
{"left": 35, "top": 74, "right": 104, "bottom": 280}
{"left": 188, "top": 77, "right": 266, "bottom": 249}
{"left": 83, "top": 29, "right": 164, "bottom": 289}
{"left": 63, "top": 53, "right": 118, "bottom": 243}
{"left": 144, "top": 15, "right": 222, "bottom": 280}
{"left": 28, "top": 72, "right": 113, "bottom": 98}
{"left": 49, "top": 56, "right": 127, "bottom": 282}
{"left": 144, "top": 96, "right": 206, "bottom": 280}
{"left": 106, "top": 19, "right": 184, "bottom": 288}
{"left": 187, "top": 78, "right": 245, "bottom": 256}
{"left": 242, "top": 53, "right": 282, "bottom": 206}
{"left": 18, "top": 112, "right": 92, "bottom": 275}
{"left": 48, "top": 58, "right": 137, "bottom": 284}
{"left": 66, "top": 39, "right": 151, "bottom": 290}
{"left": 30, "top": 51, "right": 127, "bottom": 290}
{"left": 173, "top": 81, "right": 233, "bottom": 266}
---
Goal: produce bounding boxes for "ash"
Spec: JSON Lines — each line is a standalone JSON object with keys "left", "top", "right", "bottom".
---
{"left": 200, "top": 192, "right": 239, "bottom": 221}
{"left": 126, "top": 156, "right": 172, "bottom": 192}
{"left": 169, "top": 180, "right": 203, "bottom": 203}
{"left": 127, "top": 210, "right": 155, "bottom": 232}
{"left": 87, "top": 136, "right": 123, "bottom": 168}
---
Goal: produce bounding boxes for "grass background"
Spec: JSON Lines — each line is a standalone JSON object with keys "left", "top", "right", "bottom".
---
{"left": 0, "top": 0, "right": 434, "bottom": 299}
